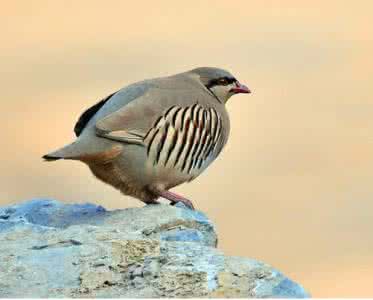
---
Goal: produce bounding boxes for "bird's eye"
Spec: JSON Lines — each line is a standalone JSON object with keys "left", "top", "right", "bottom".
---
{"left": 218, "top": 78, "right": 228, "bottom": 85}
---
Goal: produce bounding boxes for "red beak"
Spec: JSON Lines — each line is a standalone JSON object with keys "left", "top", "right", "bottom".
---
{"left": 230, "top": 82, "right": 251, "bottom": 94}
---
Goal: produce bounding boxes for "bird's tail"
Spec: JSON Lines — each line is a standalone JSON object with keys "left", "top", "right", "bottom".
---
{"left": 42, "top": 154, "right": 62, "bottom": 161}
{"left": 42, "top": 142, "right": 81, "bottom": 162}
{"left": 42, "top": 138, "right": 122, "bottom": 163}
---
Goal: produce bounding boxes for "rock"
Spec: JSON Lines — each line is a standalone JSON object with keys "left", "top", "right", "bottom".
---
{"left": 0, "top": 199, "right": 309, "bottom": 298}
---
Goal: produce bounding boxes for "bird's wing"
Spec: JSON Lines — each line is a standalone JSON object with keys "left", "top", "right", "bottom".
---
{"left": 95, "top": 86, "right": 197, "bottom": 144}
{"left": 95, "top": 89, "right": 168, "bottom": 146}
{"left": 95, "top": 91, "right": 225, "bottom": 175}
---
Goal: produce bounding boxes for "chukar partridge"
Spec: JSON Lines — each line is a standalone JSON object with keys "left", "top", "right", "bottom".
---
{"left": 43, "top": 67, "right": 250, "bottom": 209}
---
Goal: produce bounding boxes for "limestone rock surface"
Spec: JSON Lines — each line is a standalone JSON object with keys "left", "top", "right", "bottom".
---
{"left": 0, "top": 199, "right": 309, "bottom": 298}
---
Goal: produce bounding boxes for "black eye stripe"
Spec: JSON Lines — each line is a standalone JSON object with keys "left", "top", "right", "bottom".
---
{"left": 225, "top": 77, "right": 236, "bottom": 84}
{"left": 205, "top": 77, "right": 236, "bottom": 88}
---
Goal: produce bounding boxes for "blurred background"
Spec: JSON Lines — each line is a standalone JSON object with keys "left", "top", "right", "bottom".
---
{"left": 1, "top": 1, "right": 373, "bottom": 296}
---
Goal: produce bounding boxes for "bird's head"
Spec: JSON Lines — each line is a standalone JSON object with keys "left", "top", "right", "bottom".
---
{"left": 190, "top": 67, "right": 250, "bottom": 103}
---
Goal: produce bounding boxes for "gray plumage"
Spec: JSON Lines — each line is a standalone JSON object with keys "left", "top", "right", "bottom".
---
{"left": 43, "top": 67, "right": 250, "bottom": 209}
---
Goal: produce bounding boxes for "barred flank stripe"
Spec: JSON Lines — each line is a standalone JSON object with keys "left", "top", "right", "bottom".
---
{"left": 164, "top": 105, "right": 176, "bottom": 118}
{"left": 191, "top": 103, "right": 199, "bottom": 121}
{"left": 189, "top": 124, "right": 203, "bottom": 172}
{"left": 180, "top": 108, "right": 188, "bottom": 131}
{"left": 190, "top": 109, "right": 210, "bottom": 170}
{"left": 165, "top": 129, "right": 178, "bottom": 166}
{"left": 147, "top": 128, "right": 159, "bottom": 156}
{"left": 181, "top": 121, "right": 197, "bottom": 172}
{"left": 172, "top": 107, "right": 182, "bottom": 127}
{"left": 203, "top": 132, "right": 215, "bottom": 159}
{"left": 145, "top": 116, "right": 162, "bottom": 141}
{"left": 155, "top": 122, "right": 169, "bottom": 164}
{"left": 199, "top": 108, "right": 205, "bottom": 130}
{"left": 211, "top": 108, "right": 219, "bottom": 139}
{"left": 198, "top": 134, "right": 212, "bottom": 168}
{"left": 213, "top": 109, "right": 222, "bottom": 143}
{"left": 174, "top": 126, "right": 188, "bottom": 167}
{"left": 145, "top": 104, "right": 223, "bottom": 175}
{"left": 193, "top": 122, "right": 209, "bottom": 168}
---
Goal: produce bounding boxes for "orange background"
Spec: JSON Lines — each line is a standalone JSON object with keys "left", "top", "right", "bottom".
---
{"left": 1, "top": 1, "right": 373, "bottom": 296}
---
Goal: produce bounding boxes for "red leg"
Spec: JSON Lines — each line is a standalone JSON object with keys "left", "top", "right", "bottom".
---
{"left": 160, "top": 190, "right": 195, "bottom": 210}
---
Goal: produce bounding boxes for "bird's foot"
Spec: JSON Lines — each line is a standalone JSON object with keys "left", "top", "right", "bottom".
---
{"left": 160, "top": 190, "right": 195, "bottom": 210}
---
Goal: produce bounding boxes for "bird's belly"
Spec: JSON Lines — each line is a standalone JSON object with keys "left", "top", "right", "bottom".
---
{"left": 113, "top": 144, "right": 193, "bottom": 191}
{"left": 144, "top": 160, "right": 195, "bottom": 188}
